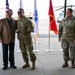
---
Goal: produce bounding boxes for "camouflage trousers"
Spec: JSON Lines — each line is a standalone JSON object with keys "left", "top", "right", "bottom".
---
{"left": 19, "top": 40, "right": 36, "bottom": 63}
{"left": 61, "top": 38, "right": 75, "bottom": 61}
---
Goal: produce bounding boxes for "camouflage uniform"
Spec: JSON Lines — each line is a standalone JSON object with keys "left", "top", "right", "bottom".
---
{"left": 59, "top": 16, "right": 75, "bottom": 61}
{"left": 17, "top": 16, "right": 36, "bottom": 63}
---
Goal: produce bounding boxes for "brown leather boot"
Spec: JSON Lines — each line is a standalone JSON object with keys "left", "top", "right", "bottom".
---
{"left": 32, "top": 62, "right": 36, "bottom": 70}
{"left": 22, "top": 63, "right": 30, "bottom": 69}
{"left": 62, "top": 61, "right": 68, "bottom": 68}
{"left": 71, "top": 60, "right": 75, "bottom": 68}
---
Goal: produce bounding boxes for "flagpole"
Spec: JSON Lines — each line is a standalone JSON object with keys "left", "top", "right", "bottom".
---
{"left": 34, "top": 39, "right": 36, "bottom": 51}
{"left": 49, "top": 25, "right": 50, "bottom": 50}
{"left": 64, "top": 0, "right": 67, "bottom": 17}
{"left": 33, "top": 38, "right": 39, "bottom": 52}
{"left": 48, "top": 20, "right": 50, "bottom": 51}
{"left": 48, "top": 22, "right": 51, "bottom": 51}
{"left": 45, "top": 19, "right": 53, "bottom": 52}
{"left": 33, "top": 0, "right": 39, "bottom": 52}
{"left": 45, "top": 0, "right": 53, "bottom": 52}
{"left": 35, "top": 39, "right": 36, "bottom": 50}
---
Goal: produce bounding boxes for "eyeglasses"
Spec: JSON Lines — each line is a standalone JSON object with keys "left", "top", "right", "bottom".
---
{"left": 6, "top": 11, "right": 11, "bottom": 14}
{"left": 17, "top": 11, "right": 22, "bottom": 14}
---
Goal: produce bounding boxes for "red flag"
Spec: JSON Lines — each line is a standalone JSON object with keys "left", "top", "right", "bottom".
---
{"left": 48, "top": 0, "right": 58, "bottom": 34}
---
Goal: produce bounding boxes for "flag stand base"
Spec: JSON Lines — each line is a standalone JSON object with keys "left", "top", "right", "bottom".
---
{"left": 45, "top": 49, "right": 53, "bottom": 52}
{"left": 17, "top": 50, "right": 21, "bottom": 53}
{"left": 59, "top": 49, "right": 63, "bottom": 51}
{"left": 33, "top": 50, "right": 39, "bottom": 52}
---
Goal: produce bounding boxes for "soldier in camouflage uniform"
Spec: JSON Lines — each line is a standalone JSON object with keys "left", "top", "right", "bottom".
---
{"left": 16, "top": 8, "right": 36, "bottom": 69}
{"left": 58, "top": 8, "right": 75, "bottom": 68}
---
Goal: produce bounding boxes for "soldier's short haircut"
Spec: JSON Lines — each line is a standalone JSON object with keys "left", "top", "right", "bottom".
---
{"left": 18, "top": 8, "right": 24, "bottom": 13}
{"left": 67, "top": 8, "right": 73, "bottom": 13}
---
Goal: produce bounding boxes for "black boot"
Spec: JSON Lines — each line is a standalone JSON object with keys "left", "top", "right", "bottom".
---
{"left": 22, "top": 63, "right": 30, "bottom": 69}
{"left": 62, "top": 61, "right": 68, "bottom": 68}
{"left": 32, "top": 62, "right": 36, "bottom": 70}
{"left": 71, "top": 60, "right": 75, "bottom": 68}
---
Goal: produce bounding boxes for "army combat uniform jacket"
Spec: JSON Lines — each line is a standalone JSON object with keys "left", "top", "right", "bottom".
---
{"left": 17, "top": 16, "right": 34, "bottom": 44}
{"left": 58, "top": 16, "right": 75, "bottom": 61}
